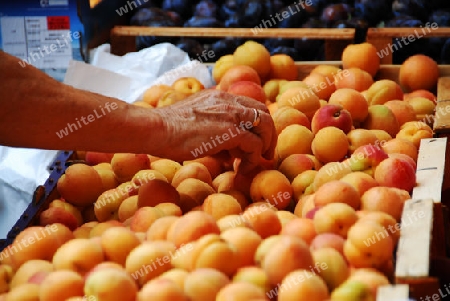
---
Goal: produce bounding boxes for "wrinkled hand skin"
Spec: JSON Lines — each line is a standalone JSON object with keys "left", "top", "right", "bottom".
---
{"left": 152, "top": 89, "right": 277, "bottom": 174}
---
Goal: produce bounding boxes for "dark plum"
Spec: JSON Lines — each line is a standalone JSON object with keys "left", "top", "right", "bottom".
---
{"left": 385, "top": 15, "right": 423, "bottom": 27}
{"left": 211, "top": 38, "right": 242, "bottom": 58}
{"left": 237, "top": 0, "right": 265, "bottom": 28}
{"left": 320, "top": 4, "right": 353, "bottom": 27}
{"left": 218, "top": 0, "right": 238, "bottom": 21}
{"left": 161, "top": 0, "right": 194, "bottom": 20}
{"left": 184, "top": 16, "right": 223, "bottom": 27}
{"left": 354, "top": 0, "right": 392, "bottom": 27}
{"left": 392, "top": 0, "right": 432, "bottom": 22}
{"left": 176, "top": 38, "right": 207, "bottom": 60}
{"left": 276, "top": 4, "right": 310, "bottom": 28}
{"left": 224, "top": 14, "right": 241, "bottom": 27}
{"left": 428, "top": 9, "right": 450, "bottom": 26}
{"left": 264, "top": 38, "right": 294, "bottom": 51}
{"left": 194, "top": 0, "right": 218, "bottom": 18}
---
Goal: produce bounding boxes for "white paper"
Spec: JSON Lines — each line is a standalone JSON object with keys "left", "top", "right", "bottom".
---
{"left": 0, "top": 42, "right": 214, "bottom": 238}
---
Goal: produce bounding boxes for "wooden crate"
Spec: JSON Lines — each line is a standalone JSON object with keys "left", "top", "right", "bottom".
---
{"left": 110, "top": 26, "right": 450, "bottom": 65}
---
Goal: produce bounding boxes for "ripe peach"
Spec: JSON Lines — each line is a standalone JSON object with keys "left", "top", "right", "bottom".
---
{"left": 125, "top": 240, "right": 176, "bottom": 286}
{"left": 89, "top": 220, "right": 123, "bottom": 238}
{"left": 361, "top": 186, "right": 410, "bottom": 222}
{"left": 184, "top": 268, "right": 230, "bottom": 301}
{"left": 158, "top": 268, "right": 189, "bottom": 290}
{"left": 277, "top": 153, "right": 315, "bottom": 182}
{"left": 150, "top": 159, "right": 181, "bottom": 183}
{"left": 85, "top": 267, "right": 138, "bottom": 301}
{"left": 233, "top": 266, "right": 271, "bottom": 295}
{"left": 328, "top": 88, "right": 369, "bottom": 124}
{"left": 344, "top": 220, "right": 394, "bottom": 269}
{"left": 399, "top": 54, "right": 439, "bottom": 91}
{"left": 52, "top": 238, "right": 104, "bottom": 275}
{"left": 146, "top": 216, "right": 179, "bottom": 241}
{"left": 310, "top": 65, "right": 341, "bottom": 81}
{"left": 212, "top": 171, "right": 236, "bottom": 193}
{"left": 277, "top": 270, "right": 330, "bottom": 301}
{"left": 39, "top": 206, "right": 78, "bottom": 231}
{"left": 216, "top": 282, "right": 268, "bottom": 301}
{"left": 374, "top": 156, "right": 416, "bottom": 192}
{"left": 384, "top": 100, "right": 417, "bottom": 127}
{"left": 342, "top": 42, "right": 380, "bottom": 77}
{"left": 39, "top": 270, "right": 84, "bottom": 301}
{"left": 203, "top": 193, "right": 242, "bottom": 220}
{"left": 312, "top": 161, "right": 352, "bottom": 191}
{"left": 167, "top": 211, "right": 220, "bottom": 248}
{"left": 358, "top": 211, "right": 400, "bottom": 247}
{"left": 2, "top": 225, "right": 73, "bottom": 271}
{"left": 303, "top": 72, "right": 336, "bottom": 100}
{"left": 254, "top": 235, "right": 284, "bottom": 265}
{"left": 118, "top": 195, "right": 139, "bottom": 222}
{"left": 310, "top": 233, "right": 345, "bottom": 256}
{"left": 4, "top": 283, "right": 40, "bottom": 300}
{"left": 184, "top": 155, "right": 223, "bottom": 180}
{"left": 216, "top": 215, "right": 252, "bottom": 232}
{"left": 212, "top": 54, "right": 235, "bottom": 84}
{"left": 242, "top": 206, "right": 282, "bottom": 239}
{"left": 277, "top": 87, "right": 321, "bottom": 120}
{"left": 362, "top": 105, "right": 400, "bottom": 138}
{"left": 157, "top": 90, "right": 189, "bottom": 107}
{"left": 263, "top": 79, "right": 282, "bottom": 102}
{"left": 10, "top": 260, "right": 53, "bottom": 289}
{"left": 142, "top": 84, "right": 172, "bottom": 107}
{"left": 278, "top": 80, "right": 309, "bottom": 95}
{"left": 340, "top": 172, "right": 379, "bottom": 197}
{"left": 219, "top": 65, "right": 261, "bottom": 91}
{"left": 57, "top": 163, "right": 104, "bottom": 207}
{"left": 313, "top": 202, "right": 358, "bottom": 238}
{"left": 406, "top": 96, "right": 436, "bottom": 117}
{"left": 381, "top": 137, "right": 418, "bottom": 163}
{"left": 276, "top": 124, "right": 314, "bottom": 163}
{"left": 155, "top": 203, "right": 182, "bottom": 217}
{"left": 396, "top": 121, "right": 433, "bottom": 149}
{"left": 312, "top": 247, "right": 349, "bottom": 291}
{"left": 262, "top": 235, "right": 314, "bottom": 286}
{"left": 180, "top": 234, "right": 239, "bottom": 276}
{"left": 347, "top": 129, "right": 378, "bottom": 154}
{"left": 228, "top": 81, "right": 266, "bottom": 103}
{"left": 172, "top": 77, "right": 205, "bottom": 95}
{"left": 370, "top": 129, "right": 392, "bottom": 142}
{"left": 291, "top": 170, "right": 317, "bottom": 200}
{"left": 129, "top": 207, "right": 165, "bottom": 233}
{"left": 269, "top": 54, "right": 298, "bottom": 81}
{"left": 138, "top": 278, "right": 188, "bottom": 301}
{"left": 365, "top": 80, "right": 404, "bottom": 106}
{"left": 250, "top": 170, "right": 293, "bottom": 210}
{"left": 233, "top": 40, "right": 271, "bottom": 80}
{"left": 280, "top": 218, "right": 316, "bottom": 244}
{"left": 95, "top": 168, "right": 119, "bottom": 192}
{"left": 221, "top": 190, "right": 250, "bottom": 212}
{"left": 272, "top": 107, "right": 311, "bottom": 135}
{"left": 131, "top": 169, "right": 168, "bottom": 187}
{"left": 176, "top": 178, "right": 215, "bottom": 213}
{"left": 334, "top": 68, "right": 373, "bottom": 92}
{"left": 100, "top": 227, "right": 140, "bottom": 266}
{"left": 171, "top": 162, "right": 212, "bottom": 187}
{"left": 314, "top": 180, "right": 360, "bottom": 209}
{"left": 111, "top": 153, "right": 151, "bottom": 183}
{"left": 221, "top": 227, "right": 262, "bottom": 268}
{"left": 348, "top": 268, "right": 390, "bottom": 298}
{"left": 312, "top": 127, "right": 349, "bottom": 163}
{"left": 137, "top": 179, "right": 180, "bottom": 208}
{"left": 404, "top": 89, "right": 437, "bottom": 104}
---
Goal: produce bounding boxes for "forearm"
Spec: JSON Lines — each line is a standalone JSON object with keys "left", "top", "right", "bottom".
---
{"left": 0, "top": 51, "right": 167, "bottom": 155}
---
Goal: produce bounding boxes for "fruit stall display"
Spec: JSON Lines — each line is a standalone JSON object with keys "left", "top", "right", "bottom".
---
{"left": 107, "top": 0, "right": 450, "bottom": 64}
{"left": 1, "top": 39, "right": 450, "bottom": 301}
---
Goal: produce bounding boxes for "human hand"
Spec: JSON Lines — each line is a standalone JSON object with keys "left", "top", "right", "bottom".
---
{"left": 151, "top": 89, "right": 277, "bottom": 174}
